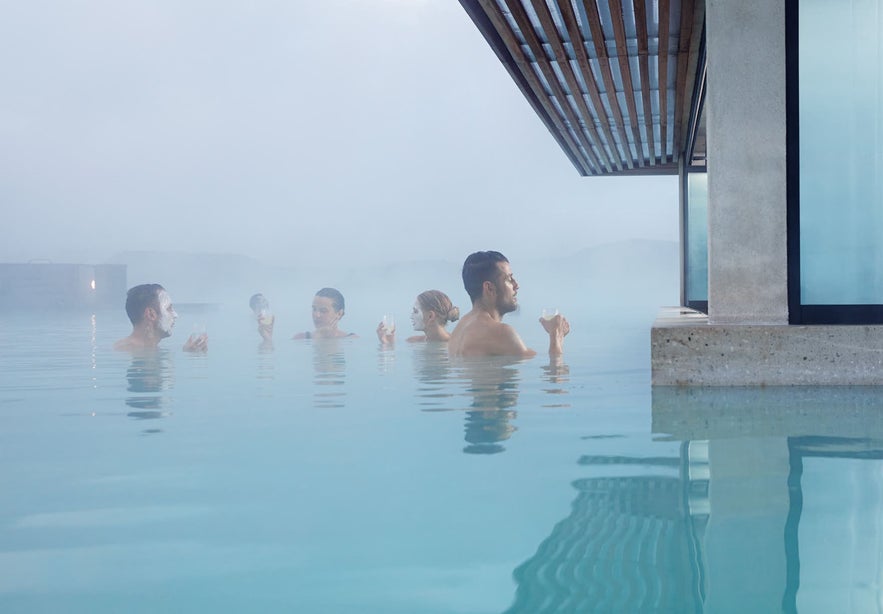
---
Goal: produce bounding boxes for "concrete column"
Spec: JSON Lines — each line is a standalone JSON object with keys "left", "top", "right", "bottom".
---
{"left": 705, "top": 0, "right": 788, "bottom": 324}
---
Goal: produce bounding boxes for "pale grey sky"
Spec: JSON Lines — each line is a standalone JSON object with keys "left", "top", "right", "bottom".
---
{"left": 0, "top": 0, "right": 678, "bottom": 268}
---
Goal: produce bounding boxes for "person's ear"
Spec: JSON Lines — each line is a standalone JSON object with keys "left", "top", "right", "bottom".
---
{"left": 426, "top": 311, "right": 437, "bottom": 324}
{"left": 144, "top": 306, "right": 158, "bottom": 322}
{"left": 483, "top": 280, "right": 496, "bottom": 296}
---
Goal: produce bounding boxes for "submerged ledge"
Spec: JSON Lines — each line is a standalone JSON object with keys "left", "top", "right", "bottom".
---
{"left": 651, "top": 307, "right": 883, "bottom": 386}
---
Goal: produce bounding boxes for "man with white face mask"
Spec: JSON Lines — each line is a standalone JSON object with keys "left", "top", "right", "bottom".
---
{"left": 114, "top": 284, "right": 208, "bottom": 352}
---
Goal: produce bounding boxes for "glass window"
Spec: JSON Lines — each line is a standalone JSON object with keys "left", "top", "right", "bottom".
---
{"left": 799, "top": 0, "right": 883, "bottom": 305}
{"left": 686, "top": 171, "right": 708, "bottom": 307}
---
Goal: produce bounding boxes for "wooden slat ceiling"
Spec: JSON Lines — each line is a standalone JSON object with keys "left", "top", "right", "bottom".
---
{"left": 460, "top": 0, "right": 705, "bottom": 176}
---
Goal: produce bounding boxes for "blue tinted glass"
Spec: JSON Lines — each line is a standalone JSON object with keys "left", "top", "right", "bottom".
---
{"left": 686, "top": 172, "right": 708, "bottom": 302}
{"left": 800, "top": 0, "right": 883, "bottom": 304}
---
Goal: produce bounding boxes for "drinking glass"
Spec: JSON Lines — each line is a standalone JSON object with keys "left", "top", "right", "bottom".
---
{"left": 541, "top": 308, "right": 559, "bottom": 321}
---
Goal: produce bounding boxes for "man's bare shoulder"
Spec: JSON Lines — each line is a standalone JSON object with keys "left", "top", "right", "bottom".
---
{"left": 449, "top": 312, "right": 531, "bottom": 357}
{"left": 113, "top": 335, "right": 154, "bottom": 352}
{"left": 113, "top": 336, "right": 138, "bottom": 351}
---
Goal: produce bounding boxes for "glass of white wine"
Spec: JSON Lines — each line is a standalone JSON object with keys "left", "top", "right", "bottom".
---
{"left": 382, "top": 314, "right": 396, "bottom": 335}
{"left": 541, "top": 308, "right": 559, "bottom": 321}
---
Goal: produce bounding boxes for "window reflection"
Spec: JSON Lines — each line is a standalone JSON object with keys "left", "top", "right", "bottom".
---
{"left": 501, "top": 386, "right": 883, "bottom": 612}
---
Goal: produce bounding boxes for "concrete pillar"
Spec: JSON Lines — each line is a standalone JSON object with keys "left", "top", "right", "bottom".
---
{"left": 705, "top": 0, "right": 788, "bottom": 324}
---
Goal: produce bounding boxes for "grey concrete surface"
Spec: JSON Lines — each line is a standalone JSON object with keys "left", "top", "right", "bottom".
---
{"left": 652, "top": 308, "right": 883, "bottom": 386}
{"left": 705, "top": 0, "right": 788, "bottom": 325}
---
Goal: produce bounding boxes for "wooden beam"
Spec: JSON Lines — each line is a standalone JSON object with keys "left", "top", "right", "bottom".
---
{"left": 658, "top": 0, "right": 670, "bottom": 163}
{"left": 580, "top": 0, "right": 635, "bottom": 169}
{"left": 608, "top": 0, "right": 645, "bottom": 167}
{"left": 529, "top": 0, "right": 618, "bottom": 172}
{"left": 476, "top": 0, "right": 595, "bottom": 174}
{"left": 557, "top": 0, "right": 624, "bottom": 171}
{"left": 680, "top": 1, "right": 706, "bottom": 162}
{"left": 504, "top": 0, "right": 605, "bottom": 173}
{"left": 632, "top": 0, "right": 656, "bottom": 165}
{"left": 459, "top": 0, "right": 589, "bottom": 174}
{"left": 673, "top": 0, "right": 695, "bottom": 162}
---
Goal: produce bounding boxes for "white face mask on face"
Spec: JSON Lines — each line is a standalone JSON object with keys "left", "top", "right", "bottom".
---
{"left": 156, "top": 290, "right": 177, "bottom": 336}
{"left": 410, "top": 302, "right": 425, "bottom": 331}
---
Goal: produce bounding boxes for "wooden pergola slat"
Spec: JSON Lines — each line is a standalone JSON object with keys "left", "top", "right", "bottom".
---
{"left": 528, "top": 0, "right": 617, "bottom": 173}
{"left": 459, "top": 0, "right": 702, "bottom": 176}
{"left": 557, "top": 0, "right": 624, "bottom": 171}
{"left": 476, "top": 0, "right": 595, "bottom": 175}
{"left": 504, "top": 0, "right": 605, "bottom": 174}
{"left": 580, "top": 0, "right": 636, "bottom": 170}
{"left": 658, "top": 0, "right": 671, "bottom": 164}
{"left": 632, "top": 0, "right": 656, "bottom": 165}
{"left": 608, "top": 0, "right": 645, "bottom": 167}
{"left": 680, "top": 2, "right": 706, "bottom": 164}
{"left": 673, "top": 0, "right": 695, "bottom": 163}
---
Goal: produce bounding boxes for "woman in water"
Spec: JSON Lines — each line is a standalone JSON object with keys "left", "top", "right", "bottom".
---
{"left": 377, "top": 289, "right": 460, "bottom": 345}
{"left": 294, "top": 287, "right": 357, "bottom": 339}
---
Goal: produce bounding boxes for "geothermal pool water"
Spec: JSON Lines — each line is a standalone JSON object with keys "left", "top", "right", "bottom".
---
{"left": 1, "top": 308, "right": 882, "bottom": 613}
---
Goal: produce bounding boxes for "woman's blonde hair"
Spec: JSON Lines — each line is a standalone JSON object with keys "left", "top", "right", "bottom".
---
{"left": 417, "top": 290, "right": 460, "bottom": 324}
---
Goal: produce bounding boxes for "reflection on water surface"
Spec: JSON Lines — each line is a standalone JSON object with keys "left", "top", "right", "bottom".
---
{"left": 1, "top": 312, "right": 882, "bottom": 612}
{"left": 125, "top": 351, "right": 174, "bottom": 427}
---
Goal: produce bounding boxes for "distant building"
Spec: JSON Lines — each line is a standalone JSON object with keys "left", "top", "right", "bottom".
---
{"left": 0, "top": 263, "right": 127, "bottom": 310}
{"left": 460, "top": 0, "right": 883, "bottom": 385}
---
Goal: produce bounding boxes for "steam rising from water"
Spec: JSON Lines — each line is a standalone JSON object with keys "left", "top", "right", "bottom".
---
{"left": 117, "top": 240, "right": 678, "bottom": 355}
{"left": 1, "top": 1, "right": 677, "bottom": 271}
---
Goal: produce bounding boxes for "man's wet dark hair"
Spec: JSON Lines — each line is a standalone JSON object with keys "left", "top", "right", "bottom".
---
{"left": 462, "top": 251, "right": 508, "bottom": 303}
{"left": 125, "top": 284, "right": 164, "bottom": 325}
{"left": 316, "top": 287, "right": 345, "bottom": 312}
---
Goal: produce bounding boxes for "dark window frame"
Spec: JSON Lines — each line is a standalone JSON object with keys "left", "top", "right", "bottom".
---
{"left": 681, "top": 28, "right": 708, "bottom": 314}
{"left": 786, "top": 0, "right": 883, "bottom": 324}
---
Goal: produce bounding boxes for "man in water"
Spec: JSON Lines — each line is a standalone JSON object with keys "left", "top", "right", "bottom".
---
{"left": 448, "top": 251, "right": 569, "bottom": 358}
{"left": 114, "top": 283, "right": 208, "bottom": 352}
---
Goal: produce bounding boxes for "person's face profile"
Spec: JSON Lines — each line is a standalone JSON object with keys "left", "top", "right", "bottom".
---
{"left": 410, "top": 301, "right": 426, "bottom": 331}
{"left": 493, "top": 262, "right": 518, "bottom": 313}
{"left": 312, "top": 296, "right": 341, "bottom": 328}
{"left": 155, "top": 290, "right": 177, "bottom": 337}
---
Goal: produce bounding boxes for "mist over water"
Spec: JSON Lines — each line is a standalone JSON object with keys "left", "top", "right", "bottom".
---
{"left": 0, "top": 4, "right": 689, "bottom": 609}
{"left": 0, "top": 1, "right": 678, "bottom": 273}
{"left": 115, "top": 239, "right": 678, "bottom": 357}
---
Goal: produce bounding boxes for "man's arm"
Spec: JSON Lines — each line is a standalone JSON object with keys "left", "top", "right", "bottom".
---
{"left": 490, "top": 323, "right": 537, "bottom": 358}
{"left": 539, "top": 314, "right": 570, "bottom": 356}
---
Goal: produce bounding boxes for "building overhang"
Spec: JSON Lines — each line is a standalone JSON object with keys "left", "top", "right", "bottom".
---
{"left": 459, "top": 0, "right": 706, "bottom": 176}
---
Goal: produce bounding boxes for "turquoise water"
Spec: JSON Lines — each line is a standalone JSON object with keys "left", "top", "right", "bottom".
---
{"left": 1, "top": 309, "right": 882, "bottom": 613}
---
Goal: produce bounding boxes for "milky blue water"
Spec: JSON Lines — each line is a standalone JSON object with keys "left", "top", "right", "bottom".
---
{"left": 1, "top": 308, "right": 882, "bottom": 613}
